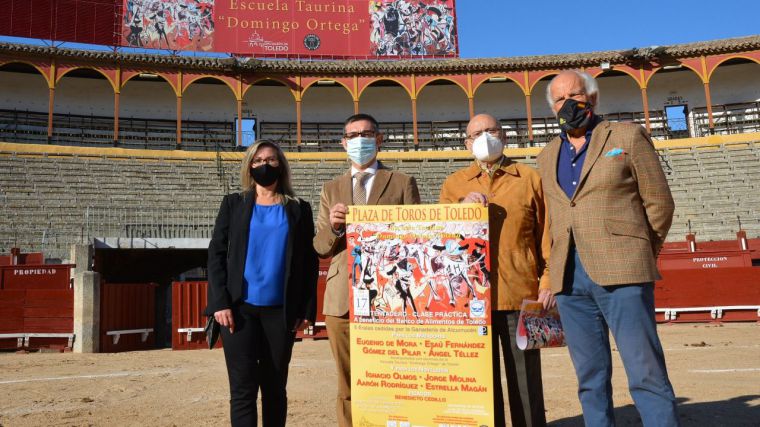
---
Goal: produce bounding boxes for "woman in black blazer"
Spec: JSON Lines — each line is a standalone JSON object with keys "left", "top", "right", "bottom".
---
{"left": 206, "top": 140, "right": 318, "bottom": 427}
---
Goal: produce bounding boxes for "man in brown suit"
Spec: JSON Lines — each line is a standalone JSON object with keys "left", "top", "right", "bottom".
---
{"left": 439, "top": 113, "right": 551, "bottom": 427}
{"left": 536, "top": 70, "right": 679, "bottom": 426}
{"left": 313, "top": 113, "right": 420, "bottom": 427}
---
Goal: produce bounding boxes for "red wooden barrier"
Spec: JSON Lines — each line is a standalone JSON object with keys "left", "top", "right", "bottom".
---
{"left": 171, "top": 259, "right": 332, "bottom": 350}
{"left": 0, "top": 261, "right": 74, "bottom": 350}
{"left": 655, "top": 267, "right": 760, "bottom": 323}
{"left": 310, "top": 258, "right": 330, "bottom": 339}
{"left": 655, "top": 232, "right": 760, "bottom": 323}
{"left": 0, "top": 290, "right": 25, "bottom": 336}
{"left": 0, "top": 294, "right": 24, "bottom": 347}
{"left": 172, "top": 281, "right": 221, "bottom": 351}
{"left": 0, "top": 249, "right": 44, "bottom": 266}
{"left": 100, "top": 282, "right": 157, "bottom": 353}
{"left": 1, "top": 265, "right": 73, "bottom": 290}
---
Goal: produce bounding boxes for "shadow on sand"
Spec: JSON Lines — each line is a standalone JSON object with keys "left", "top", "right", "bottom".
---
{"left": 549, "top": 395, "right": 760, "bottom": 426}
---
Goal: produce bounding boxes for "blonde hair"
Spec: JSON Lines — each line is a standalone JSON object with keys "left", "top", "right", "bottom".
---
{"left": 240, "top": 140, "right": 296, "bottom": 203}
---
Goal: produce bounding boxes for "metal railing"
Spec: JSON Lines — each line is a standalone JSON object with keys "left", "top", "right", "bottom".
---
{"left": 692, "top": 102, "right": 760, "bottom": 137}
{"left": 83, "top": 206, "right": 218, "bottom": 241}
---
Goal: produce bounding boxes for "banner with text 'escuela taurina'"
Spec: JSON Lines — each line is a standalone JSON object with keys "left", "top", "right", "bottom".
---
{"left": 347, "top": 204, "right": 493, "bottom": 427}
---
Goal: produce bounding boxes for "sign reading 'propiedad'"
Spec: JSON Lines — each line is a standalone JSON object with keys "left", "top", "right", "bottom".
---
{"left": 347, "top": 204, "right": 493, "bottom": 427}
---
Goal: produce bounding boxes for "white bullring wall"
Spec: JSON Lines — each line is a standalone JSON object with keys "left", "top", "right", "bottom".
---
{"left": 595, "top": 73, "right": 643, "bottom": 114}
{"left": 647, "top": 68, "right": 707, "bottom": 110}
{"left": 360, "top": 85, "right": 412, "bottom": 123}
{"left": 1, "top": 62, "right": 759, "bottom": 125}
{"left": 0, "top": 71, "right": 49, "bottom": 112}
{"left": 54, "top": 76, "right": 113, "bottom": 117}
{"left": 243, "top": 85, "right": 296, "bottom": 122}
{"left": 416, "top": 83, "right": 469, "bottom": 122}
{"left": 473, "top": 81, "right": 526, "bottom": 119}
{"left": 301, "top": 85, "right": 353, "bottom": 122}
{"left": 120, "top": 79, "right": 176, "bottom": 121}
{"left": 705, "top": 62, "right": 760, "bottom": 105}
{"left": 531, "top": 80, "right": 554, "bottom": 118}
{"left": 181, "top": 81, "right": 237, "bottom": 122}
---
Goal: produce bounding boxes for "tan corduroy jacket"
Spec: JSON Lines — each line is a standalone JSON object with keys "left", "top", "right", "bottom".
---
{"left": 536, "top": 120, "right": 674, "bottom": 292}
{"left": 439, "top": 158, "right": 551, "bottom": 311}
{"left": 314, "top": 164, "right": 421, "bottom": 317}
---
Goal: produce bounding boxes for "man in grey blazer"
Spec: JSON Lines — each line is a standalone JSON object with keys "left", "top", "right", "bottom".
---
{"left": 536, "top": 70, "right": 679, "bottom": 426}
{"left": 314, "top": 113, "right": 420, "bottom": 427}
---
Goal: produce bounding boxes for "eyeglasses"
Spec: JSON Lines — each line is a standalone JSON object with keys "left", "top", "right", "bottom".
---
{"left": 251, "top": 157, "right": 280, "bottom": 167}
{"left": 343, "top": 130, "right": 377, "bottom": 139}
{"left": 465, "top": 128, "right": 501, "bottom": 141}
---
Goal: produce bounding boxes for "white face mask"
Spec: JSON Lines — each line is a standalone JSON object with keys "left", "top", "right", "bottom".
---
{"left": 471, "top": 131, "right": 503, "bottom": 163}
{"left": 346, "top": 136, "right": 377, "bottom": 166}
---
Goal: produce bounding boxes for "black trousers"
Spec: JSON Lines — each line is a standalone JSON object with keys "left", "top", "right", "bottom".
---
{"left": 492, "top": 310, "right": 547, "bottom": 427}
{"left": 220, "top": 304, "right": 295, "bottom": 427}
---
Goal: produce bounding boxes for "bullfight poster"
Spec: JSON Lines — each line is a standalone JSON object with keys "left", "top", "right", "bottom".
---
{"left": 347, "top": 204, "right": 494, "bottom": 427}
{"left": 121, "top": 0, "right": 458, "bottom": 57}
{"left": 516, "top": 300, "right": 566, "bottom": 350}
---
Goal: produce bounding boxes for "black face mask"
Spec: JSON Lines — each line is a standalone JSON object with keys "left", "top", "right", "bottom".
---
{"left": 251, "top": 164, "right": 281, "bottom": 187}
{"left": 557, "top": 99, "right": 594, "bottom": 132}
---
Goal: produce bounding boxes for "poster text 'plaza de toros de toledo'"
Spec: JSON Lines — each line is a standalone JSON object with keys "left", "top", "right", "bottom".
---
{"left": 121, "top": 0, "right": 459, "bottom": 57}
{"left": 347, "top": 204, "right": 494, "bottom": 427}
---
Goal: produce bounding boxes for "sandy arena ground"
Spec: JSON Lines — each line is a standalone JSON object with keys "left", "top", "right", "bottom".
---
{"left": 0, "top": 323, "right": 758, "bottom": 426}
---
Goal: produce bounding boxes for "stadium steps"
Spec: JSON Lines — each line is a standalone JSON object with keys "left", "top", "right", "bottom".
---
{"left": 2, "top": 142, "right": 759, "bottom": 258}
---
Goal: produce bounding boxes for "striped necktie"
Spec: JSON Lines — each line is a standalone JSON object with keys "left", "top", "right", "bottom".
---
{"left": 353, "top": 172, "right": 370, "bottom": 205}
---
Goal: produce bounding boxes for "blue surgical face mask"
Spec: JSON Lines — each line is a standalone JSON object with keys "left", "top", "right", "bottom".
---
{"left": 346, "top": 136, "right": 377, "bottom": 166}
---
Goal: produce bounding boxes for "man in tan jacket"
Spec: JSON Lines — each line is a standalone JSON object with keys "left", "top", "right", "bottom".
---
{"left": 536, "top": 70, "right": 678, "bottom": 426}
{"left": 314, "top": 113, "right": 420, "bottom": 427}
{"left": 439, "top": 113, "right": 551, "bottom": 427}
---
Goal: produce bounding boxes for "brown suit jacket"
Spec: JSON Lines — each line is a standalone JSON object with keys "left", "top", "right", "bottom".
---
{"left": 536, "top": 120, "right": 674, "bottom": 292}
{"left": 439, "top": 158, "right": 551, "bottom": 310}
{"left": 314, "top": 163, "right": 421, "bottom": 316}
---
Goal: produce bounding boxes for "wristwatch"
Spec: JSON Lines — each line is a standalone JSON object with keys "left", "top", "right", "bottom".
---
{"left": 331, "top": 227, "right": 346, "bottom": 238}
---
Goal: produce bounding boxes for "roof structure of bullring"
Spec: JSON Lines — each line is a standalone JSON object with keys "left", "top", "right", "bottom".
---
{"left": 1, "top": 35, "right": 760, "bottom": 75}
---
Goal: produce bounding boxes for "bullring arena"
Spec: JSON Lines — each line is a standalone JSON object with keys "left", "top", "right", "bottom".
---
{"left": 1, "top": 2, "right": 760, "bottom": 425}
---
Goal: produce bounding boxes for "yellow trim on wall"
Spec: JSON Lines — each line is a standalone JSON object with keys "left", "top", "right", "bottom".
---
{"left": 55, "top": 67, "right": 117, "bottom": 92}
{"left": 415, "top": 77, "right": 469, "bottom": 98}
{"left": 2, "top": 132, "right": 759, "bottom": 162}
{"left": 644, "top": 63, "right": 705, "bottom": 87}
{"left": 182, "top": 74, "right": 239, "bottom": 99}
{"left": 706, "top": 54, "right": 760, "bottom": 81}
{"left": 301, "top": 79, "right": 356, "bottom": 101}
{"left": 471, "top": 75, "right": 526, "bottom": 97}
{"left": 121, "top": 72, "right": 179, "bottom": 96}
{"left": 357, "top": 77, "right": 413, "bottom": 99}
{"left": 0, "top": 60, "right": 51, "bottom": 87}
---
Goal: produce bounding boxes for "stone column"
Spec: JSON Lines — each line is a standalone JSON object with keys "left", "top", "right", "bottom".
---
{"left": 73, "top": 271, "right": 101, "bottom": 353}
{"left": 70, "top": 244, "right": 92, "bottom": 278}
{"left": 71, "top": 244, "right": 100, "bottom": 353}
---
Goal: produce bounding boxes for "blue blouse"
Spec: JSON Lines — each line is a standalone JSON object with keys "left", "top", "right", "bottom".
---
{"left": 243, "top": 204, "right": 289, "bottom": 306}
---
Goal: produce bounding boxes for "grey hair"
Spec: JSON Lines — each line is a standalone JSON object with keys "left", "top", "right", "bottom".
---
{"left": 545, "top": 70, "right": 600, "bottom": 110}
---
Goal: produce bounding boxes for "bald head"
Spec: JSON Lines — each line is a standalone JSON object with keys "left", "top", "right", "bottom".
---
{"left": 466, "top": 114, "right": 500, "bottom": 140}
{"left": 547, "top": 70, "right": 599, "bottom": 114}
{"left": 464, "top": 113, "right": 504, "bottom": 160}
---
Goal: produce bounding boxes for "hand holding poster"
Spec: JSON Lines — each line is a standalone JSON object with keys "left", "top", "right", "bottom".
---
{"left": 347, "top": 204, "right": 494, "bottom": 427}
{"left": 516, "top": 300, "right": 566, "bottom": 350}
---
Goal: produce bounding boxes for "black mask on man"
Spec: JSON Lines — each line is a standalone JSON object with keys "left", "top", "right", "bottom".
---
{"left": 251, "top": 164, "right": 281, "bottom": 187}
{"left": 557, "top": 99, "right": 594, "bottom": 132}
